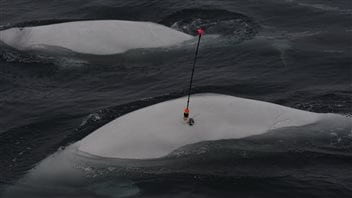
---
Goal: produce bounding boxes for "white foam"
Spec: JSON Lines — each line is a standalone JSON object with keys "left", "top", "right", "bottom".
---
{"left": 78, "top": 93, "right": 334, "bottom": 159}
{"left": 0, "top": 20, "right": 193, "bottom": 55}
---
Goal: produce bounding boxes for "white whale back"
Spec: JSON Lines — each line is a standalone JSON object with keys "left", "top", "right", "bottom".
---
{"left": 78, "top": 93, "right": 336, "bottom": 159}
{"left": 0, "top": 20, "right": 193, "bottom": 55}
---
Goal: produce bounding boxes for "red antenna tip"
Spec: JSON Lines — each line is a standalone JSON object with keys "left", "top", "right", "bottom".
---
{"left": 197, "top": 28, "right": 205, "bottom": 36}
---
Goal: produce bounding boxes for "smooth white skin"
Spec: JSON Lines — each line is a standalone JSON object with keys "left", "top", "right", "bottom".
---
{"left": 0, "top": 20, "right": 193, "bottom": 55}
{"left": 78, "top": 93, "right": 338, "bottom": 159}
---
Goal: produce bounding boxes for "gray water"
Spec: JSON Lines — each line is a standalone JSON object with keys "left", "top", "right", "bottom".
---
{"left": 0, "top": 0, "right": 351, "bottom": 197}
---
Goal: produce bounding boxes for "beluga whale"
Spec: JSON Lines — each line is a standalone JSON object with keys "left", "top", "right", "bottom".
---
{"left": 0, "top": 20, "right": 193, "bottom": 55}
{"left": 78, "top": 93, "right": 348, "bottom": 159}
{"left": 2, "top": 93, "right": 350, "bottom": 198}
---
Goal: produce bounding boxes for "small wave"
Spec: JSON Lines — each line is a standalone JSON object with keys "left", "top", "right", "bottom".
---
{"left": 284, "top": 0, "right": 352, "bottom": 15}
{"left": 285, "top": 1, "right": 352, "bottom": 14}
{"left": 80, "top": 112, "right": 105, "bottom": 127}
{"left": 0, "top": 43, "right": 88, "bottom": 68}
{"left": 291, "top": 92, "right": 352, "bottom": 115}
{"left": 297, "top": 3, "right": 349, "bottom": 13}
{"left": 160, "top": 9, "right": 260, "bottom": 41}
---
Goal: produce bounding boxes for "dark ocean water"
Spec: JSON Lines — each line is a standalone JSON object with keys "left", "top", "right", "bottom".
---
{"left": 0, "top": 0, "right": 352, "bottom": 197}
